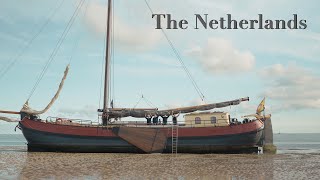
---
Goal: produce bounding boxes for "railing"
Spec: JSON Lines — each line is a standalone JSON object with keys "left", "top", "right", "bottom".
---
{"left": 43, "top": 117, "right": 252, "bottom": 128}
{"left": 45, "top": 116, "right": 100, "bottom": 126}
{"left": 111, "top": 119, "right": 232, "bottom": 128}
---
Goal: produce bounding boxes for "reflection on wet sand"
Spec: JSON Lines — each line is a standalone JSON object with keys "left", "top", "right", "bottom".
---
{"left": 0, "top": 146, "right": 319, "bottom": 179}
{"left": 19, "top": 152, "right": 273, "bottom": 179}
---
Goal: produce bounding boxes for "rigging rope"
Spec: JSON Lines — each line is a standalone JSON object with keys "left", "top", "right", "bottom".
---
{"left": 21, "top": 65, "right": 69, "bottom": 115}
{"left": 0, "top": 0, "right": 66, "bottom": 80}
{"left": 19, "top": 1, "right": 88, "bottom": 118}
{"left": 68, "top": 1, "right": 89, "bottom": 65}
{"left": 27, "top": 0, "right": 86, "bottom": 100}
{"left": 143, "top": 0, "right": 206, "bottom": 101}
{"left": 133, "top": 95, "right": 143, "bottom": 109}
{"left": 143, "top": 95, "right": 157, "bottom": 108}
{"left": 133, "top": 94, "right": 157, "bottom": 109}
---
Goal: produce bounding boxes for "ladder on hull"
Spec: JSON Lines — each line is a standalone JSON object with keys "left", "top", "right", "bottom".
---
{"left": 171, "top": 124, "right": 178, "bottom": 154}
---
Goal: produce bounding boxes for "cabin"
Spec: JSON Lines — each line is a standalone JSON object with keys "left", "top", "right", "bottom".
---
{"left": 184, "top": 112, "right": 230, "bottom": 127}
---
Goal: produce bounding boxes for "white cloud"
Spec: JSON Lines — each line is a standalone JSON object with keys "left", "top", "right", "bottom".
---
{"left": 186, "top": 37, "right": 255, "bottom": 74}
{"left": 58, "top": 105, "right": 99, "bottom": 119}
{"left": 84, "top": 2, "right": 162, "bottom": 52}
{"left": 260, "top": 63, "right": 320, "bottom": 110}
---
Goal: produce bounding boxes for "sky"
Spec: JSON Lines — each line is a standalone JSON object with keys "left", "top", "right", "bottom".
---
{"left": 0, "top": 0, "right": 319, "bottom": 134}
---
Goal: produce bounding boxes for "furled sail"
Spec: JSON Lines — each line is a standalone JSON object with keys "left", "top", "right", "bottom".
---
{"left": 0, "top": 110, "right": 20, "bottom": 122}
{"left": 20, "top": 65, "right": 69, "bottom": 115}
{"left": 0, "top": 116, "right": 19, "bottom": 122}
{"left": 107, "top": 97, "right": 249, "bottom": 118}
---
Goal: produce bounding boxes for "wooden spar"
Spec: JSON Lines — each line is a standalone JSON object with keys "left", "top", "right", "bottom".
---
{"left": 107, "top": 97, "right": 250, "bottom": 118}
{"left": 103, "top": 0, "right": 112, "bottom": 115}
{"left": 164, "top": 97, "right": 249, "bottom": 112}
{"left": 0, "top": 110, "right": 20, "bottom": 115}
{"left": 108, "top": 108, "right": 158, "bottom": 111}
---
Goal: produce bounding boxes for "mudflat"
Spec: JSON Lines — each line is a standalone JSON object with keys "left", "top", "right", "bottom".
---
{"left": 0, "top": 146, "right": 319, "bottom": 179}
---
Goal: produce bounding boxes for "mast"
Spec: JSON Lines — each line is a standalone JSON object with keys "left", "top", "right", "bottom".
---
{"left": 103, "top": 0, "right": 112, "bottom": 120}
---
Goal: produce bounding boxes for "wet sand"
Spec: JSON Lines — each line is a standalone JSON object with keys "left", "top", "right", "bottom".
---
{"left": 0, "top": 146, "right": 319, "bottom": 180}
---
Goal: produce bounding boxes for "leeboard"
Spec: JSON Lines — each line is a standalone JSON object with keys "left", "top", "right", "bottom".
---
{"left": 115, "top": 127, "right": 167, "bottom": 153}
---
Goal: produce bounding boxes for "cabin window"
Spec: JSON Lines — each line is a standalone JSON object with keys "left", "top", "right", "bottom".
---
{"left": 211, "top": 116, "right": 217, "bottom": 124}
{"left": 195, "top": 117, "right": 201, "bottom": 124}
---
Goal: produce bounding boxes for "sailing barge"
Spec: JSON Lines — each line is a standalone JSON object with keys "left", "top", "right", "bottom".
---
{"left": 0, "top": 0, "right": 270, "bottom": 153}
{"left": 17, "top": 98, "right": 265, "bottom": 153}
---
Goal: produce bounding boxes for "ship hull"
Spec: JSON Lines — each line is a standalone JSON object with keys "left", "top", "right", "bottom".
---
{"left": 19, "top": 118, "right": 264, "bottom": 153}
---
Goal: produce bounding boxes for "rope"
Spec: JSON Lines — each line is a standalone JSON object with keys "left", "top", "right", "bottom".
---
{"left": 27, "top": 0, "right": 85, "bottom": 100}
{"left": 133, "top": 95, "right": 156, "bottom": 109}
{"left": 143, "top": 0, "right": 206, "bottom": 101}
{"left": 133, "top": 95, "right": 143, "bottom": 109}
{"left": 0, "top": 0, "right": 66, "bottom": 80}
{"left": 143, "top": 96, "right": 157, "bottom": 108}
{"left": 21, "top": 65, "right": 69, "bottom": 115}
{"left": 68, "top": 1, "right": 89, "bottom": 65}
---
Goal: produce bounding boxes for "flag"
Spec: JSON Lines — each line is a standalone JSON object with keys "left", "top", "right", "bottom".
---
{"left": 110, "top": 100, "right": 114, "bottom": 109}
{"left": 256, "top": 98, "right": 265, "bottom": 115}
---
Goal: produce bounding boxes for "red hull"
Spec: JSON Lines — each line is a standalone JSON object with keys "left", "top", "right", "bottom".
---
{"left": 19, "top": 118, "right": 264, "bottom": 153}
{"left": 20, "top": 118, "right": 263, "bottom": 138}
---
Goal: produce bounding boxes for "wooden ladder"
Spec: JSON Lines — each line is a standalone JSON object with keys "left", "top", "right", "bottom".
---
{"left": 171, "top": 124, "right": 178, "bottom": 154}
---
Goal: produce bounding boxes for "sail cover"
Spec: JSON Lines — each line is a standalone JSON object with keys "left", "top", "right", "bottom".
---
{"left": 107, "top": 97, "right": 249, "bottom": 118}
{"left": 20, "top": 65, "right": 69, "bottom": 115}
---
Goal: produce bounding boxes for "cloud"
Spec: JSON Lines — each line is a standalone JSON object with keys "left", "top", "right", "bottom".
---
{"left": 58, "top": 105, "right": 99, "bottom": 119}
{"left": 260, "top": 63, "right": 320, "bottom": 110}
{"left": 84, "top": 2, "right": 161, "bottom": 52}
{"left": 186, "top": 37, "right": 255, "bottom": 74}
